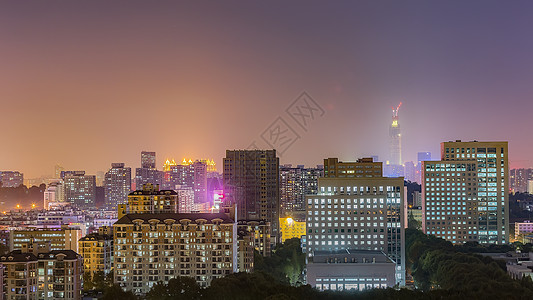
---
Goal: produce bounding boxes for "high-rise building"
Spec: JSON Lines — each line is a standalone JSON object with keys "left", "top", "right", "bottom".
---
{"left": 389, "top": 103, "right": 402, "bottom": 166}
{"left": 176, "top": 185, "right": 195, "bottom": 213}
{"left": 96, "top": 171, "right": 105, "bottom": 187}
{"left": 1, "top": 242, "right": 83, "bottom": 300}
{"left": 104, "top": 163, "right": 132, "bottom": 209}
{"left": 223, "top": 149, "right": 280, "bottom": 244}
{"left": 422, "top": 140, "right": 509, "bottom": 245}
{"left": 79, "top": 233, "right": 113, "bottom": 275}
{"left": 324, "top": 158, "right": 382, "bottom": 178}
{"left": 306, "top": 176, "right": 405, "bottom": 286}
{"left": 136, "top": 152, "right": 163, "bottom": 190}
{"left": 0, "top": 171, "right": 23, "bottom": 188}
{"left": 44, "top": 180, "right": 65, "bottom": 209}
{"left": 383, "top": 164, "right": 404, "bottom": 178}
{"left": 163, "top": 159, "right": 208, "bottom": 204}
{"left": 404, "top": 161, "right": 416, "bottom": 182}
{"left": 127, "top": 183, "right": 178, "bottom": 214}
{"left": 510, "top": 168, "right": 532, "bottom": 194}
{"left": 113, "top": 212, "right": 237, "bottom": 294}
{"left": 141, "top": 151, "right": 156, "bottom": 169}
{"left": 54, "top": 164, "right": 65, "bottom": 179}
{"left": 417, "top": 152, "right": 432, "bottom": 164}
{"left": 237, "top": 220, "right": 271, "bottom": 257}
{"left": 64, "top": 172, "right": 96, "bottom": 208}
{"left": 279, "top": 164, "right": 323, "bottom": 217}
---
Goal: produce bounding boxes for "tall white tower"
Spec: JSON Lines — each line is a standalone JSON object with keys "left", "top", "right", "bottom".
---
{"left": 389, "top": 102, "right": 402, "bottom": 165}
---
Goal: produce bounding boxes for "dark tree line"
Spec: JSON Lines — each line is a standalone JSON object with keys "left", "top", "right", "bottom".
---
{"left": 406, "top": 228, "right": 533, "bottom": 299}
{"left": 0, "top": 184, "right": 45, "bottom": 208}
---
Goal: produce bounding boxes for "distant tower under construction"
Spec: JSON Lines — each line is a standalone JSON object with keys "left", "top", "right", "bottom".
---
{"left": 389, "top": 102, "right": 402, "bottom": 165}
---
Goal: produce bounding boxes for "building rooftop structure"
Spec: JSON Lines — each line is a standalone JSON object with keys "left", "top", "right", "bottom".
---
{"left": 115, "top": 212, "right": 234, "bottom": 225}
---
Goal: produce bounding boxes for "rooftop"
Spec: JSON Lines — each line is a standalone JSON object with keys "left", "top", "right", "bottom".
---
{"left": 115, "top": 212, "right": 234, "bottom": 225}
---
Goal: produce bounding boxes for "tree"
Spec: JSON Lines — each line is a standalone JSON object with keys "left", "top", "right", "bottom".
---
{"left": 254, "top": 238, "right": 305, "bottom": 285}
{"left": 145, "top": 276, "right": 201, "bottom": 300}
{"left": 102, "top": 284, "right": 137, "bottom": 300}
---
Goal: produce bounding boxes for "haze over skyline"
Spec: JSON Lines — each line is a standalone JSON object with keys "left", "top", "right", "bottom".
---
{"left": 2, "top": 1, "right": 533, "bottom": 178}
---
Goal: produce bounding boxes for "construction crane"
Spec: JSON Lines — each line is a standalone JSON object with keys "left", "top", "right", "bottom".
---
{"left": 392, "top": 102, "right": 402, "bottom": 117}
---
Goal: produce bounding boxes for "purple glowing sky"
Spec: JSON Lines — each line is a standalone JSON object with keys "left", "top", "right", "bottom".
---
{"left": 2, "top": 1, "right": 533, "bottom": 178}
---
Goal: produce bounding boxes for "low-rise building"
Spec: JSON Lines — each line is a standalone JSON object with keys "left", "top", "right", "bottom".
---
{"left": 10, "top": 226, "right": 82, "bottom": 253}
{"left": 515, "top": 221, "right": 533, "bottom": 238}
{"left": 307, "top": 250, "right": 396, "bottom": 291}
{"left": 279, "top": 217, "right": 306, "bottom": 243}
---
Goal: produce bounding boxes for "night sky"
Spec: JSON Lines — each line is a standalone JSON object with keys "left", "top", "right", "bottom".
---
{"left": 2, "top": 1, "right": 533, "bottom": 178}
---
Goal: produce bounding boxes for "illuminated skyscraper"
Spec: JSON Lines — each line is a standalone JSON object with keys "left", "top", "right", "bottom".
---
{"left": 279, "top": 164, "right": 323, "bottom": 217}
{"left": 64, "top": 171, "right": 96, "bottom": 208}
{"left": 510, "top": 168, "right": 532, "bottom": 193}
{"left": 0, "top": 171, "right": 23, "bottom": 188}
{"left": 306, "top": 176, "right": 406, "bottom": 286}
{"left": 135, "top": 151, "right": 163, "bottom": 188}
{"left": 422, "top": 140, "right": 509, "bottom": 245}
{"left": 141, "top": 151, "right": 156, "bottom": 169}
{"left": 104, "top": 163, "right": 132, "bottom": 209}
{"left": 162, "top": 159, "right": 208, "bottom": 204}
{"left": 389, "top": 103, "right": 402, "bottom": 166}
{"left": 223, "top": 149, "right": 280, "bottom": 244}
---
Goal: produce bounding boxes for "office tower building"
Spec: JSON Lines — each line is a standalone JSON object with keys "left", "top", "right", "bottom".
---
{"left": 1, "top": 242, "right": 83, "bottom": 300}
{"left": 389, "top": 103, "right": 402, "bottom": 166}
{"left": 54, "top": 164, "right": 65, "bottom": 179}
{"left": 104, "top": 163, "right": 132, "bottom": 209}
{"left": 191, "top": 161, "right": 208, "bottom": 204}
{"left": 176, "top": 185, "right": 195, "bottom": 213}
{"left": 223, "top": 149, "right": 280, "bottom": 243}
{"left": 324, "top": 158, "right": 382, "bottom": 178}
{"left": 135, "top": 152, "right": 163, "bottom": 190}
{"left": 10, "top": 227, "right": 82, "bottom": 253}
{"left": 96, "top": 171, "right": 105, "bottom": 187}
{"left": 64, "top": 172, "right": 96, "bottom": 208}
{"left": 141, "top": 151, "right": 156, "bottom": 169}
{"left": 44, "top": 180, "right": 65, "bottom": 209}
{"left": 279, "top": 164, "right": 323, "bottom": 217}
{"left": 306, "top": 176, "right": 405, "bottom": 286}
{"left": 113, "top": 211, "right": 237, "bottom": 294}
{"left": 79, "top": 233, "right": 113, "bottom": 275}
{"left": 163, "top": 159, "right": 208, "bottom": 204}
{"left": 510, "top": 168, "right": 532, "bottom": 193}
{"left": 60, "top": 170, "right": 84, "bottom": 180}
{"left": 422, "top": 140, "right": 509, "bottom": 244}
{"left": 127, "top": 183, "right": 178, "bottom": 214}
{"left": 135, "top": 168, "right": 163, "bottom": 189}
{"left": 0, "top": 171, "right": 23, "bottom": 188}
{"left": 404, "top": 161, "right": 416, "bottom": 182}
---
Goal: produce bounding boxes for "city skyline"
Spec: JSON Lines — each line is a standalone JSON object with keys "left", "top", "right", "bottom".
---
{"left": 3, "top": 1, "right": 533, "bottom": 178}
